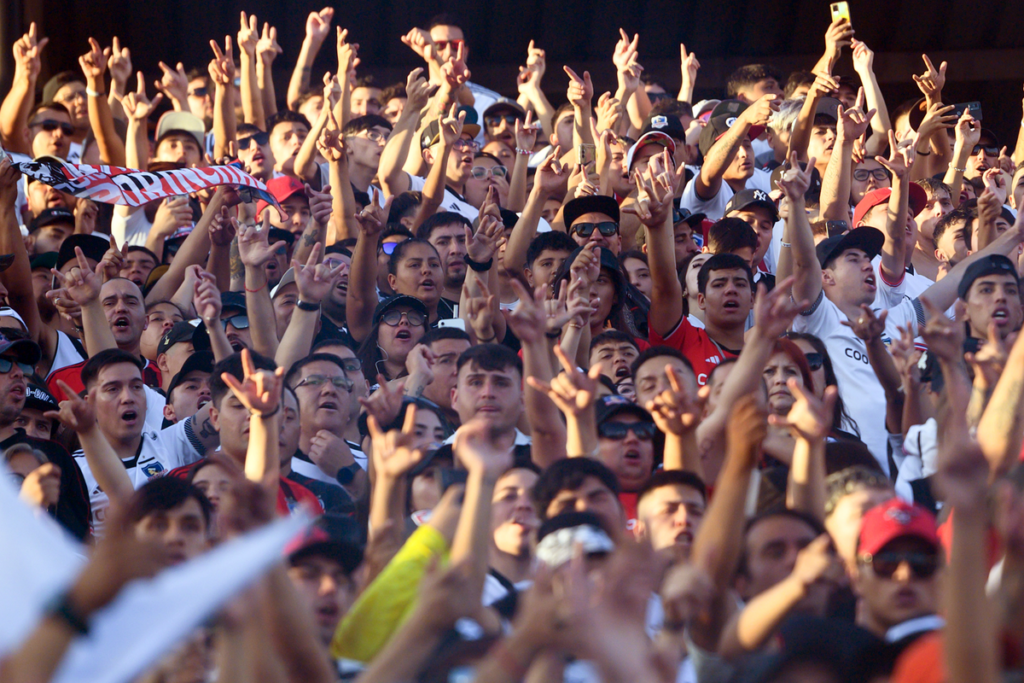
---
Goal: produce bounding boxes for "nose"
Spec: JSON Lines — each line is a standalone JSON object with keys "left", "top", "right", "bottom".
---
{"left": 319, "top": 573, "right": 339, "bottom": 596}
{"left": 673, "top": 507, "right": 689, "bottom": 528}
{"left": 892, "top": 560, "right": 913, "bottom": 582}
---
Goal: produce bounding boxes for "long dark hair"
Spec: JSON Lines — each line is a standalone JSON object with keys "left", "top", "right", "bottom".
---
{"left": 785, "top": 331, "right": 860, "bottom": 436}
{"left": 551, "top": 249, "right": 647, "bottom": 338}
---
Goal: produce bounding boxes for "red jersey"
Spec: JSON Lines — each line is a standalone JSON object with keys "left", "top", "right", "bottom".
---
{"left": 167, "top": 460, "right": 324, "bottom": 517}
{"left": 649, "top": 318, "right": 738, "bottom": 385}
{"left": 48, "top": 357, "right": 162, "bottom": 401}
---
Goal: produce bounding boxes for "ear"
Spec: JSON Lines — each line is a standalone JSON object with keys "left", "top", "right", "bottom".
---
{"left": 156, "top": 353, "right": 170, "bottom": 378}
{"left": 934, "top": 249, "right": 946, "bottom": 262}
{"left": 821, "top": 268, "right": 836, "bottom": 288}
{"left": 524, "top": 267, "right": 535, "bottom": 287}
{"left": 697, "top": 293, "right": 707, "bottom": 311}
{"left": 162, "top": 403, "right": 176, "bottom": 422}
{"left": 24, "top": 234, "right": 35, "bottom": 255}
{"left": 450, "top": 386, "right": 459, "bottom": 409}
{"left": 641, "top": 243, "right": 648, "bottom": 255}
{"left": 422, "top": 148, "right": 435, "bottom": 166}
{"left": 387, "top": 273, "right": 398, "bottom": 290}
{"left": 208, "top": 405, "right": 221, "bottom": 432}
{"left": 633, "top": 518, "right": 648, "bottom": 540}
{"left": 549, "top": 132, "right": 559, "bottom": 147}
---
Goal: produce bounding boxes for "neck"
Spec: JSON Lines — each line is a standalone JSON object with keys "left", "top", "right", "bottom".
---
{"left": 912, "top": 243, "right": 941, "bottom": 281}
{"left": 111, "top": 433, "right": 143, "bottom": 461}
{"left": 447, "top": 177, "right": 466, "bottom": 196}
{"left": 344, "top": 420, "right": 361, "bottom": 445}
{"left": 725, "top": 176, "right": 747, "bottom": 193}
{"left": 688, "top": 299, "right": 704, "bottom": 322}
{"left": 118, "top": 341, "right": 143, "bottom": 358}
{"left": 442, "top": 284, "right": 461, "bottom": 302}
{"left": 348, "top": 163, "right": 376, "bottom": 193}
{"left": 704, "top": 318, "right": 746, "bottom": 350}
{"left": 322, "top": 301, "right": 345, "bottom": 326}
{"left": 489, "top": 547, "right": 533, "bottom": 585}
{"left": 280, "top": 457, "right": 292, "bottom": 476}
{"left": 383, "top": 357, "right": 406, "bottom": 381}
{"left": 831, "top": 294, "right": 872, "bottom": 324}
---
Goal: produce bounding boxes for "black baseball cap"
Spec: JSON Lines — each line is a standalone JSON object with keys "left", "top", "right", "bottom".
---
{"left": 372, "top": 295, "right": 429, "bottom": 327}
{"left": 24, "top": 383, "right": 59, "bottom": 413}
{"left": 419, "top": 111, "right": 482, "bottom": 149}
{"left": 157, "top": 321, "right": 198, "bottom": 356}
{"left": 725, "top": 188, "right": 780, "bottom": 222}
{"left": 28, "top": 207, "right": 75, "bottom": 233}
{"left": 958, "top": 254, "right": 1019, "bottom": 300}
{"left": 642, "top": 114, "right": 687, "bottom": 140}
{"left": 594, "top": 394, "right": 653, "bottom": 424}
{"left": 55, "top": 234, "right": 109, "bottom": 272}
{"left": 268, "top": 227, "right": 295, "bottom": 245}
{"left": 482, "top": 98, "right": 526, "bottom": 121}
{"left": 220, "top": 291, "right": 247, "bottom": 314}
{"left": 563, "top": 195, "right": 620, "bottom": 229}
{"left": 0, "top": 330, "right": 41, "bottom": 366}
{"left": 166, "top": 351, "right": 214, "bottom": 398}
{"left": 815, "top": 226, "right": 885, "bottom": 268}
{"left": 285, "top": 513, "right": 364, "bottom": 574}
{"left": 30, "top": 252, "right": 59, "bottom": 272}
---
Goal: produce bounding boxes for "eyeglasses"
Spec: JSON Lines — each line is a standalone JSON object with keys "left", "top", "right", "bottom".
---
{"left": 433, "top": 39, "right": 464, "bottom": 52}
{"left": 381, "top": 309, "right": 426, "bottom": 327}
{"left": 189, "top": 87, "right": 209, "bottom": 98}
{"left": 0, "top": 358, "right": 34, "bottom": 375}
{"left": 470, "top": 165, "right": 508, "bottom": 180}
{"left": 221, "top": 314, "right": 249, "bottom": 330}
{"left": 31, "top": 119, "right": 75, "bottom": 136}
{"left": 852, "top": 168, "right": 889, "bottom": 182}
{"left": 353, "top": 129, "right": 389, "bottom": 145}
{"left": 860, "top": 550, "right": 939, "bottom": 580}
{"left": 338, "top": 358, "right": 362, "bottom": 373}
{"left": 598, "top": 421, "right": 657, "bottom": 441}
{"left": 295, "top": 374, "right": 354, "bottom": 392}
{"left": 972, "top": 145, "right": 999, "bottom": 157}
{"left": 379, "top": 241, "right": 403, "bottom": 255}
{"left": 452, "top": 138, "right": 481, "bottom": 152}
{"left": 804, "top": 352, "right": 824, "bottom": 371}
{"left": 237, "top": 131, "right": 270, "bottom": 150}
{"left": 484, "top": 114, "right": 519, "bottom": 128}
{"left": 572, "top": 221, "right": 619, "bottom": 238}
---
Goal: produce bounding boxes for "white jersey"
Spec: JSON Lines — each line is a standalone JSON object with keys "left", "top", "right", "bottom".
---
{"left": 291, "top": 440, "right": 367, "bottom": 488}
{"left": 74, "top": 417, "right": 205, "bottom": 536}
{"left": 792, "top": 292, "right": 924, "bottom": 474}
{"left": 45, "top": 331, "right": 86, "bottom": 378}
{"left": 407, "top": 173, "right": 479, "bottom": 221}
{"left": 111, "top": 208, "right": 153, "bottom": 247}
{"left": 679, "top": 168, "right": 772, "bottom": 221}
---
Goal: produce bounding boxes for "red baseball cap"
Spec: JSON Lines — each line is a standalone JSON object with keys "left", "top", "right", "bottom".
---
{"left": 256, "top": 176, "right": 306, "bottom": 217}
{"left": 858, "top": 498, "right": 939, "bottom": 557}
{"left": 852, "top": 183, "right": 928, "bottom": 227}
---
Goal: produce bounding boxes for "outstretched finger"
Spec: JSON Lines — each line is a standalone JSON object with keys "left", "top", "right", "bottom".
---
{"left": 665, "top": 365, "right": 684, "bottom": 394}
{"left": 401, "top": 403, "right": 418, "bottom": 436}
{"left": 552, "top": 344, "right": 577, "bottom": 375}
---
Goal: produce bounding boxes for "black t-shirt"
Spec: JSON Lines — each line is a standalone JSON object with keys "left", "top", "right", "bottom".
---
{"left": 287, "top": 470, "right": 356, "bottom": 518}
{"left": 2, "top": 433, "right": 90, "bottom": 541}
{"left": 314, "top": 315, "right": 357, "bottom": 349}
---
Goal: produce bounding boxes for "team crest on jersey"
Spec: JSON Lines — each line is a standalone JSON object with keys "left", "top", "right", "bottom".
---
{"left": 140, "top": 461, "right": 166, "bottom": 478}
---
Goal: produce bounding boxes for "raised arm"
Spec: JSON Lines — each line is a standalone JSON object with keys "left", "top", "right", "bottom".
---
{"left": 944, "top": 111, "right": 981, "bottom": 207}
{"left": 564, "top": 66, "right": 596, "bottom": 151}
{"left": 977, "top": 324, "right": 1024, "bottom": 479}
{"left": 819, "top": 95, "right": 873, "bottom": 221}
{"left": 516, "top": 42, "right": 555, "bottom": 138}
{"left": 346, "top": 192, "right": 387, "bottom": 343}
{"left": 811, "top": 18, "right": 853, "bottom": 76}
{"left": 255, "top": 22, "right": 282, "bottom": 119}
{"left": 775, "top": 383, "right": 836, "bottom": 520}
{"left": 775, "top": 153, "right": 823, "bottom": 306}
{"left": 52, "top": 248, "right": 117, "bottom": 356}
{"left": 528, "top": 344, "right": 603, "bottom": 462}
{"left": 0, "top": 23, "right": 47, "bottom": 154}
{"left": 850, "top": 40, "right": 892, "bottom": 157}
{"left": 221, "top": 349, "right": 284, "bottom": 494}
{"left": 121, "top": 72, "right": 162, "bottom": 172}
{"left": 236, "top": 12, "right": 266, "bottom": 130}
{"left": 788, "top": 73, "right": 837, "bottom": 164}
{"left": 287, "top": 8, "right": 334, "bottom": 111}
{"left": 646, "top": 365, "right": 706, "bottom": 479}
{"left": 698, "top": 94, "right": 778, "bottom": 200}
{"left": 209, "top": 37, "right": 238, "bottom": 163}
{"left": 874, "top": 131, "right": 914, "bottom": 287}
{"left": 640, "top": 150, "right": 686, "bottom": 336}
{"left": 507, "top": 112, "right": 539, "bottom": 212}
{"left": 366, "top": 407, "right": 426, "bottom": 541}
{"left": 678, "top": 44, "right": 700, "bottom": 104}
{"left": 193, "top": 268, "right": 235, "bottom": 363}
{"left": 414, "top": 105, "right": 462, "bottom": 227}
{"left": 295, "top": 74, "right": 336, "bottom": 183}
{"left": 79, "top": 38, "right": 126, "bottom": 167}
{"left": 378, "top": 69, "right": 429, "bottom": 198}
{"left": 236, "top": 216, "right": 281, "bottom": 358}
{"left": 911, "top": 55, "right": 954, "bottom": 178}
{"left": 275, "top": 245, "right": 345, "bottom": 370}
{"left": 504, "top": 149, "right": 565, "bottom": 276}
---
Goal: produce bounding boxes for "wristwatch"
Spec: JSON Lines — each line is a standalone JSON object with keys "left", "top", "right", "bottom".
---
{"left": 464, "top": 254, "right": 493, "bottom": 272}
{"left": 296, "top": 299, "right": 320, "bottom": 312}
{"left": 336, "top": 462, "right": 362, "bottom": 486}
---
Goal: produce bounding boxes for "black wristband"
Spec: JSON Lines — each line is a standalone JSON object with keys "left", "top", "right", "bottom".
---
{"left": 46, "top": 592, "right": 90, "bottom": 635}
{"left": 336, "top": 462, "right": 361, "bottom": 485}
{"left": 258, "top": 405, "right": 280, "bottom": 419}
{"left": 545, "top": 329, "right": 562, "bottom": 339}
{"left": 464, "top": 255, "right": 493, "bottom": 272}
{"left": 296, "top": 299, "right": 320, "bottom": 312}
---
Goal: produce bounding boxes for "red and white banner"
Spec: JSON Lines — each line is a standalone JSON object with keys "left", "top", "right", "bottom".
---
{"left": 5, "top": 152, "right": 279, "bottom": 209}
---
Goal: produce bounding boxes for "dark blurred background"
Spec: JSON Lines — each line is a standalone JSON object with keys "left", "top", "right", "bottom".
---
{"left": 4, "top": 0, "right": 1024, "bottom": 143}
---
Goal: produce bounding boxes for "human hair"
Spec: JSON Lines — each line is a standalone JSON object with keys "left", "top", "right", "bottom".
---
{"left": 707, "top": 218, "right": 759, "bottom": 256}
{"left": 285, "top": 353, "right": 347, "bottom": 388}
{"left": 525, "top": 231, "right": 577, "bottom": 270}
{"left": 124, "top": 476, "right": 213, "bottom": 532}
{"left": 474, "top": 152, "right": 503, "bottom": 166}
{"left": 619, "top": 249, "right": 648, "bottom": 269}
{"left": 428, "top": 12, "right": 463, "bottom": 31}
{"left": 726, "top": 64, "right": 784, "bottom": 98}
{"left": 422, "top": 326, "right": 472, "bottom": 346}
{"left": 629, "top": 345, "right": 695, "bottom": 380}
{"left": 353, "top": 74, "right": 377, "bottom": 89}
{"left": 590, "top": 329, "right": 639, "bottom": 354}
{"left": 456, "top": 343, "right": 523, "bottom": 380}
{"left": 915, "top": 177, "right": 951, "bottom": 199}
{"left": 343, "top": 114, "right": 393, "bottom": 136}
{"left": 185, "top": 68, "right": 208, "bottom": 84}
{"left": 236, "top": 122, "right": 263, "bottom": 137}
{"left": 637, "top": 469, "right": 707, "bottom": 507}
{"left": 552, "top": 102, "right": 575, "bottom": 128}
{"left": 292, "top": 90, "right": 321, "bottom": 111}
{"left": 381, "top": 82, "right": 407, "bottom": 105}
{"left": 551, "top": 254, "right": 630, "bottom": 334}
{"left": 386, "top": 194, "right": 422, "bottom": 228}
{"left": 697, "top": 254, "right": 754, "bottom": 295}
{"left": 737, "top": 507, "right": 827, "bottom": 577}
{"left": 707, "top": 357, "right": 738, "bottom": 385}
{"left": 784, "top": 332, "right": 860, "bottom": 435}
{"left": 267, "top": 110, "right": 311, "bottom": 135}
{"left": 932, "top": 206, "right": 974, "bottom": 251}
{"left": 824, "top": 466, "right": 892, "bottom": 517}
{"left": 783, "top": 71, "right": 816, "bottom": 99}
{"left": 81, "top": 349, "right": 144, "bottom": 390}
{"left": 387, "top": 238, "right": 440, "bottom": 277}
{"left": 126, "top": 245, "right": 159, "bottom": 264}
{"left": 531, "top": 457, "right": 621, "bottom": 521}
{"left": 416, "top": 211, "right": 472, "bottom": 242}
{"left": 209, "top": 351, "right": 277, "bottom": 408}
{"left": 311, "top": 337, "right": 359, "bottom": 356}
{"left": 770, "top": 337, "right": 815, "bottom": 394}
{"left": 640, "top": 73, "right": 670, "bottom": 92}
{"left": 768, "top": 98, "right": 804, "bottom": 134}
{"left": 29, "top": 101, "right": 72, "bottom": 121}
{"left": 145, "top": 299, "right": 185, "bottom": 316}
{"left": 650, "top": 98, "right": 694, "bottom": 121}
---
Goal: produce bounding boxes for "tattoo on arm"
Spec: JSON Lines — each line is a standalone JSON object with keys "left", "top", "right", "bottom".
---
{"left": 198, "top": 418, "right": 216, "bottom": 439}
{"left": 302, "top": 227, "right": 321, "bottom": 247}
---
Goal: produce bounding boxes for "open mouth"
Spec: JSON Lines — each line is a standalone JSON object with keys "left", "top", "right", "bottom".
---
{"left": 623, "top": 449, "right": 642, "bottom": 465}
{"left": 10, "top": 384, "right": 25, "bottom": 399}
{"left": 252, "top": 152, "right": 265, "bottom": 163}
{"left": 197, "top": 398, "right": 210, "bottom": 410}
{"left": 993, "top": 308, "right": 1010, "bottom": 324}
{"left": 395, "top": 329, "right": 412, "bottom": 340}
{"left": 316, "top": 604, "right": 339, "bottom": 622}
{"left": 317, "top": 400, "right": 338, "bottom": 411}
{"left": 228, "top": 339, "right": 244, "bottom": 352}
{"left": 420, "top": 279, "right": 435, "bottom": 290}
{"left": 614, "top": 365, "right": 631, "bottom": 379}
{"left": 723, "top": 300, "right": 740, "bottom": 310}
{"left": 865, "top": 274, "right": 876, "bottom": 290}
{"left": 121, "top": 409, "right": 139, "bottom": 424}
{"left": 674, "top": 530, "right": 693, "bottom": 545}
{"left": 113, "top": 315, "right": 131, "bottom": 330}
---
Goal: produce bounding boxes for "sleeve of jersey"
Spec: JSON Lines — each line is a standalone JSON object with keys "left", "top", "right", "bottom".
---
{"left": 649, "top": 316, "right": 697, "bottom": 354}
{"left": 877, "top": 262, "right": 908, "bottom": 308}
{"left": 792, "top": 291, "right": 833, "bottom": 337}
{"left": 157, "top": 418, "right": 206, "bottom": 468}
{"left": 330, "top": 524, "right": 448, "bottom": 662}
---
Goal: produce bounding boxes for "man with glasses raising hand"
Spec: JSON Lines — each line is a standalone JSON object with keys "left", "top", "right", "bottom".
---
{"left": 285, "top": 353, "right": 367, "bottom": 500}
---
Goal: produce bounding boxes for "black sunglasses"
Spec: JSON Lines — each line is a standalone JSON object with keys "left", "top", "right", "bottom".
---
{"left": 33, "top": 119, "right": 75, "bottom": 136}
{"left": 484, "top": 114, "right": 520, "bottom": 128}
{"left": 972, "top": 145, "right": 999, "bottom": 157}
{"left": 221, "top": 314, "right": 249, "bottom": 330}
{"left": 804, "top": 352, "right": 824, "bottom": 371}
{"left": 0, "top": 358, "right": 34, "bottom": 375}
{"left": 598, "top": 420, "right": 656, "bottom": 441}
{"left": 572, "top": 221, "right": 619, "bottom": 238}
{"left": 861, "top": 550, "right": 939, "bottom": 580}
{"left": 189, "top": 87, "right": 209, "bottom": 98}
{"left": 381, "top": 309, "right": 426, "bottom": 327}
{"left": 238, "top": 131, "right": 270, "bottom": 150}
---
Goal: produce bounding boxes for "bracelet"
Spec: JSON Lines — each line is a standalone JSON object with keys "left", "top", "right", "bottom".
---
{"left": 952, "top": 166, "right": 966, "bottom": 173}
{"left": 257, "top": 405, "right": 280, "bottom": 419}
{"left": 545, "top": 329, "right": 562, "bottom": 339}
{"left": 464, "top": 254, "right": 493, "bottom": 272}
{"left": 515, "top": 147, "right": 533, "bottom": 156}
{"left": 244, "top": 283, "right": 266, "bottom": 293}
{"left": 567, "top": 321, "right": 584, "bottom": 329}
{"left": 296, "top": 299, "right": 320, "bottom": 312}
{"left": 780, "top": 241, "right": 792, "bottom": 248}
{"left": 86, "top": 87, "right": 104, "bottom": 98}
{"left": 45, "top": 592, "right": 90, "bottom": 635}
{"left": 915, "top": 149, "right": 931, "bottom": 157}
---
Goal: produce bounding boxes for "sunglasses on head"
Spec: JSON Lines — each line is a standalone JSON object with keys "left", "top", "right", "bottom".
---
{"left": 598, "top": 420, "right": 657, "bottom": 441}
{"left": 380, "top": 241, "right": 403, "bottom": 255}
{"left": 484, "top": 114, "right": 519, "bottom": 128}
{"left": 189, "top": 86, "right": 209, "bottom": 98}
{"left": 433, "top": 39, "right": 464, "bottom": 52}
{"left": 852, "top": 168, "right": 889, "bottom": 182}
{"left": 221, "top": 314, "right": 249, "bottom": 330}
{"left": 237, "top": 131, "right": 270, "bottom": 150}
{"left": 33, "top": 119, "right": 75, "bottom": 136}
{"left": 972, "top": 145, "right": 999, "bottom": 157}
{"left": 572, "top": 221, "right": 619, "bottom": 238}
{"left": 0, "top": 358, "right": 34, "bottom": 375}
{"left": 673, "top": 207, "right": 697, "bottom": 225}
{"left": 381, "top": 309, "right": 426, "bottom": 327}
{"left": 861, "top": 550, "right": 939, "bottom": 580}
{"left": 470, "top": 165, "right": 508, "bottom": 180}
{"left": 804, "top": 352, "right": 824, "bottom": 371}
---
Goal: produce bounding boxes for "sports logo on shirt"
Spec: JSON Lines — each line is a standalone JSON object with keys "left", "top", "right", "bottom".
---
{"left": 140, "top": 461, "right": 166, "bottom": 478}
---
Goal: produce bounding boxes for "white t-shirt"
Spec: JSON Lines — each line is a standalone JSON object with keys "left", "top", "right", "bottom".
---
{"left": 111, "top": 208, "right": 154, "bottom": 247}
{"left": 792, "top": 292, "right": 924, "bottom": 474}
{"left": 679, "top": 168, "right": 772, "bottom": 221}
{"left": 74, "top": 417, "right": 206, "bottom": 536}
{"left": 407, "top": 174, "right": 479, "bottom": 221}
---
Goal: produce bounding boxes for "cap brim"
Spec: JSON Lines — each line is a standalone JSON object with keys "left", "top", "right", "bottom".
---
{"left": 0, "top": 339, "right": 42, "bottom": 366}
{"left": 818, "top": 227, "right": 885, "bottom": 267}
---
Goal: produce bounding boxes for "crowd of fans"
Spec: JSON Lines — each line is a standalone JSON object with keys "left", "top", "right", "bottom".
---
{"left": 3, "top": 7, "right": 1024, "bottom": 683}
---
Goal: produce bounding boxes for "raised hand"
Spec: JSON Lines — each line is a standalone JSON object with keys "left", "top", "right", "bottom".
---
{"left": 965, "top": 320, "right": 1008, "bottom": 390}
{"left": 439, "top": 44, "right": 470, "bottom": 91}
{"left": 823, "top": 18, "right": 854, "bottom": 58}
{"left": 769, "top": 382, "right": 838, "bottom": 442}
{"left": 439, "top": 102, "right": 465, "bottom": 147}
{"left": 876, "top": 130, "right": 915, "bottom": 180}
{"left": 208, "top": 36, "right": 237, "bottom": 87}
{"left": 790, "top": 534, "right": 843, "bottom": 588}
{"left": 307, "top": 182, "right": 333, "bottom": 227}
{"left": 466, "top": 214, "right": 503, "bottom": 263}
{"left": 237, "top": 11, "right": 260, "bottom": 57}
{"left": 740, "top": 93, "right": 781, "bottom": 127}
{"left": 219, "top": 348, "right": 285, "bottom": 416}
{"left": 526, "top": 345, "right": 603, "bottom": 417}
{"left": 514, "top": 109, "right": 539, "bottom": 152}
{"left": 454, "top": 416, "right": 515, "bottom": 480}
{"left": 359, "top": 375, "right": 406, "bottom": 429}
{"left": 464, "top": 279, "right": 497, "bottom": 340}
{"left": 564, "top": 66, "right": 593, "bottom": 109}
{"left": 305, "top": 8, "right": 335, "bottom": 45}
{"left": 367, "top": 405, "right": 427, "bottom": 480}
{"left": 753, "top": 276, "right": 808, "bottom": 338}
{"left": 630, "top": 148, "right": 675, "bottom": 226}
{"left": 19, "top": 462, "right": 62, "bottom": 509}
{"left": 354, "top": 188, "right": 388, "bottom": 238}
{"left": 75, "top": 199, "right": 99, "bottom": 235}
{"left": 294, "top": 243, "right": 345, "bottom": 303}
{"left": 237, "top": 213, "right": 282, "bottom": 268}
{"left": 776, "top": 151, "right": 817, "bottom": 199}
{"left": 405, "top": 344, "right": 436, "bottom": 385}
{"left": 533, "top": 145, "right": 567, "bottom": 196}
{"left": 517, "top": 40, "right": 547, "bottom": 92}
{"left": 916, "top": 101, "right": 958, "bottom": 143}
{"left": 570, "top": 241, "right": 601, "bottom": 290}
{"left": 913, "top": 54, "right": 947, "bottom": 103}
{"left": 208, "top": 206, "right": 237, "bottom": 247}
{"left": 506, "top": 280, "right": 548, "bottom": 345}
{"left": 841, "top": 303, "right": 888, "bottom": 341}
{"left": 337, "top": 28, "right": 360, "bottom": 79}
{"left": 982, "top": 167, "right": 1009, "bottom": 206}
{"left": 612, "top": 28, "right": 640, "bottom": 72}
{"left": 46, "top": 380, "right": 99, "bottom": 433}
{"left": 594, "top": 92, "right": 623, "bottom": 134}
{"left": 850, "top": 39, "right": 874, "bottom": 73}
{"left": 51, "top": 247, "right": 103, "bottom": 306}
{"left": 920, "top": 297, "right": 964, "bottom": 362}
{"left": 680, "top": 43, "right": 700, "bottom": 86}
{"left": 646, "top": 365, "right": 705, "bottom": 435}
{"left": 192, "top": 268, "right": 223, "bottom": 326}
{"left": 106, "top": 37, "right": 132, "bottom": 87}
{"left": 400, "top": 27, "right": 436, "bottom": 64}
{"left": 257, "top": 23, "right": 282, "bottom": 65}
{"left": 571, "top": 163, "right": 597, "bottom": 198}
{"left": 953, "top": 109, "right": 982, "bottom": 150}
{"left": 154, "top": 61, "right": 189, "bottom": 106}
{"left": 78, "top": 37, "right": 109, "bottom": 82}
{"left": 121, "top": 72, "right": 164, "bottom": 121}
{"left": 726, "top": 394, "right": 767, "bottom": 466}
{"left": 837, "top": 92, "right": 876, "bottom": 142}
{"left": 97, "top": 235, "right": 129, "bottom": 283}
{"left": 150, "top": 195, "right": 193, "bottom": 239}
{"left": 405, "top": 67, "right": 431, "bottom": 113}
{"left": 12, "top": 22, "right": 48, "bottom": 79}
{"left": 890, "top": 325, "right": 922, "bottom": 387}
{"left": 316, "top": 102, "right": 345, "bottom": 162}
